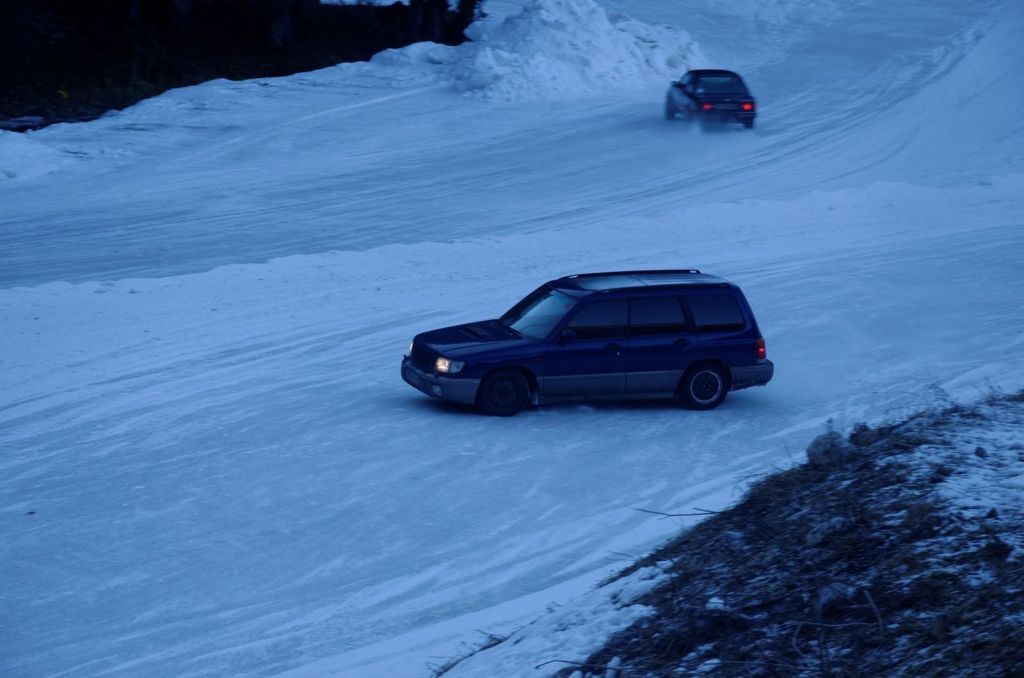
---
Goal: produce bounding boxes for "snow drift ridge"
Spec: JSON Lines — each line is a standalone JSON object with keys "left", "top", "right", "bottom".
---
{"left": 378, "top": 0, "right": 702, "bottom": 101}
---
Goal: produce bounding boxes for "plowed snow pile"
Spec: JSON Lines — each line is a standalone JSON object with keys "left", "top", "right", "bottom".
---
{"left": 0, "top": 131, "right": 68, "bottom": 180}
{"left": 379, "top": 0, "right": 701, "bottom": 100}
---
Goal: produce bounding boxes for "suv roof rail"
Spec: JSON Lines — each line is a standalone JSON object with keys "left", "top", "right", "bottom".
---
{"left": 690, "top": 68, "right": 740, "bottom": 76}
{"left": 562, "top": 269, "right": 701, "bottom": 279}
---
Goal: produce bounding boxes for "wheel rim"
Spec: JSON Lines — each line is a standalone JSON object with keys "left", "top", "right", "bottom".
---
{"left": 689, "top": 369, "right": 723, "bottom": 404}
{"left": 488, "top": 378, "right": 519, "bottom": 409}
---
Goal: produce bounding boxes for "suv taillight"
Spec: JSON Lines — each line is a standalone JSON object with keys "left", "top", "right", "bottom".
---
{"left": 757, "top": 337, "right": 766, "bottom": 360}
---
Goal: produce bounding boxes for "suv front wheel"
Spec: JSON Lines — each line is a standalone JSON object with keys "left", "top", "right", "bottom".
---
{"left": 477, "top": 369, "right": 530, "bottom": 416}
{"left": 678, "top": 364, "right": 729, "bottom": 410}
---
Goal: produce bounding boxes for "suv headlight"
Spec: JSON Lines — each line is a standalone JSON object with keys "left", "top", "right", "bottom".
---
{"left": 435, "top": 357, "right": 465, "bottom": 374}
{"left": 406, "top": 341, "right": 413, "bottom": 357}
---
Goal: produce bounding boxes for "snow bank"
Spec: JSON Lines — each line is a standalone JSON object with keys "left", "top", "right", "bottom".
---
{"left": 0, "top": 131, "right": 68, "bottom": 181}
{"left": 443, "top": 566, "right": 665, "bottom": 677}
{"left": 0, "top": 0, "right": 699, "bottom": 182}
{"left": 378, "top": 0, "right": 701, "bottom": 100}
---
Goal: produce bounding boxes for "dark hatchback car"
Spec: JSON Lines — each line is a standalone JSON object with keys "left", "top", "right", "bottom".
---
{"left": 402, "top": 270, "right": 774, "bottom": 415}
{"left": 665, "top": 69, "right": 756, "bottom": 129}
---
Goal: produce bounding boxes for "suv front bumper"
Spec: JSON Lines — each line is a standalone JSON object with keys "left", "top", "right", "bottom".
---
{"left": 402, "top": 358, "right": 480, "bottom": 405}
{"left": 730, "top": 360, "right": 774, "bottom": 390}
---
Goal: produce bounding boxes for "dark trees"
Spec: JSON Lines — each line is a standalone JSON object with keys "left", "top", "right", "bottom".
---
{"left": 0, "top": 0, "right": 487, "bottom": 127}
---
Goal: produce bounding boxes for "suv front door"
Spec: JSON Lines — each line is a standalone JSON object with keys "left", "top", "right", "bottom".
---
{"left": 543, "top": 300, "right": 627, "bottom": 397}
{"left": 626, "top": 297, "right": 699, "bottom": 396}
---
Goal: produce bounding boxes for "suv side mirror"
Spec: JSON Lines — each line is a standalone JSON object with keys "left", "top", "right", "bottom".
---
{"left": 560, "top": 328, "right": 578, "bottom": 344}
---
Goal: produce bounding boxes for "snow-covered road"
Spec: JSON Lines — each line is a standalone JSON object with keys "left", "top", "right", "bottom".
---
{"left": 2, "top": 0, "right": 1023, "bottom": 676}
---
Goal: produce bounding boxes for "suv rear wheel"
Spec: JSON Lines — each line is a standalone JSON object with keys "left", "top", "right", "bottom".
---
{"left": 477, "top": 370, "right": 529, "bottom": 416}
{"left": 678, "top": 364, "right": 729, "bottom": 410}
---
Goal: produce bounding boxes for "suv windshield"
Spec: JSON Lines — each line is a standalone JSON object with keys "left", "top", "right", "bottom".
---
{"left": 504, "top": 288, "right": 577, "bottom": 339}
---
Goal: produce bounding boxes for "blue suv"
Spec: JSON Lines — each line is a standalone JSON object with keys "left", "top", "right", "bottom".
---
{"left": 402, "top": 270, "right": 774, "bottom": 415}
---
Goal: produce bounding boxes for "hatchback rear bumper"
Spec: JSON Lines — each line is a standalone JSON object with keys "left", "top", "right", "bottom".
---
{"left": 700, "top": 111, "right": 755, "bottom": 124}
{"left": 402, "top": 358, "right": 480, "bottom": 405}
{"left": 730, "top": 360, "right": 774, "bottom": 390}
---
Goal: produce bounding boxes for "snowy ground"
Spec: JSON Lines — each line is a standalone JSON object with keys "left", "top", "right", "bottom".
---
{"left": 1, "top": 0, "right": 1023, "bottom": 676}
{"left": 450, "top": 394, "right": 1024, "bottom": 678}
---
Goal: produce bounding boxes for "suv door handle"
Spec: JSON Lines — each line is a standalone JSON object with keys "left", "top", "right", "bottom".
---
{"left": 674, "top": 338, "right": 691, "bottom": 347}
{"left": 606, "top": 343, "right": 623, "bottom": 355}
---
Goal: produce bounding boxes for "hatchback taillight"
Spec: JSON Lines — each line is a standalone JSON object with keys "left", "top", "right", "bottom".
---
{"left": 742, "top": 102, "right": 754, "bottom": 111}
{"left": 757, "top": 337, "right": 766, "bottom": 360}
{"left": 702, "top": 102, "right": 714, "bottom": 111}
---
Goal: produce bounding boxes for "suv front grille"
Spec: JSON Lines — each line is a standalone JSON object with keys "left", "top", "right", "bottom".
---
{"left": 411, "top": 343, "right": 437, "bottom": 372}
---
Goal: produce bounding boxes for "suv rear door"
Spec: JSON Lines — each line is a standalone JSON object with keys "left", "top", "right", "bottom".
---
{"left": 685, "top": 291, "right": 756, "bottom": 366}
{"left": 625, "top": 296, "right": 699, "bottom": 396}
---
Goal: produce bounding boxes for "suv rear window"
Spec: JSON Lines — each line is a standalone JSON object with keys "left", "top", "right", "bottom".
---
{"left": 630, "top": 298, "right": 688, "bottom": 336}
{"left": 568, "top": 301, "right": 627, "bottom": 339}
{"left": 687, "top": 294, "right": 745, "bottom": 331}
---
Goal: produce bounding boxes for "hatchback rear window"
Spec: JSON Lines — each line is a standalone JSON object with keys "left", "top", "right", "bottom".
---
{"left": 687, "top": 294, "right": 745, "bottom": 331}
{"left": 695, "top": 76, "right": 748, "bottom": 94}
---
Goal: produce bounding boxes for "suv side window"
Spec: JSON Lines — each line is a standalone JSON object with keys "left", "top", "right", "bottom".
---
{"left": 686, "top": 294, "right": 745, "bottom": 331}
{"left": 568, "top": 301, "right": 627, "bottom": 340}
{"left": 629, "top": 298, "right": 688, "bottom": 336}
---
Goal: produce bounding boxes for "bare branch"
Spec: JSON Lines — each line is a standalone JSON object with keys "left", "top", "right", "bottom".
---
{"left": 634, "top": 507, "right": 721, "bottom": 519}
{"left": 534, "top": 659, "right": 579, "bottom": 669}
{"left": 864, "top": 589, "right": 885, "bottom": 636}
